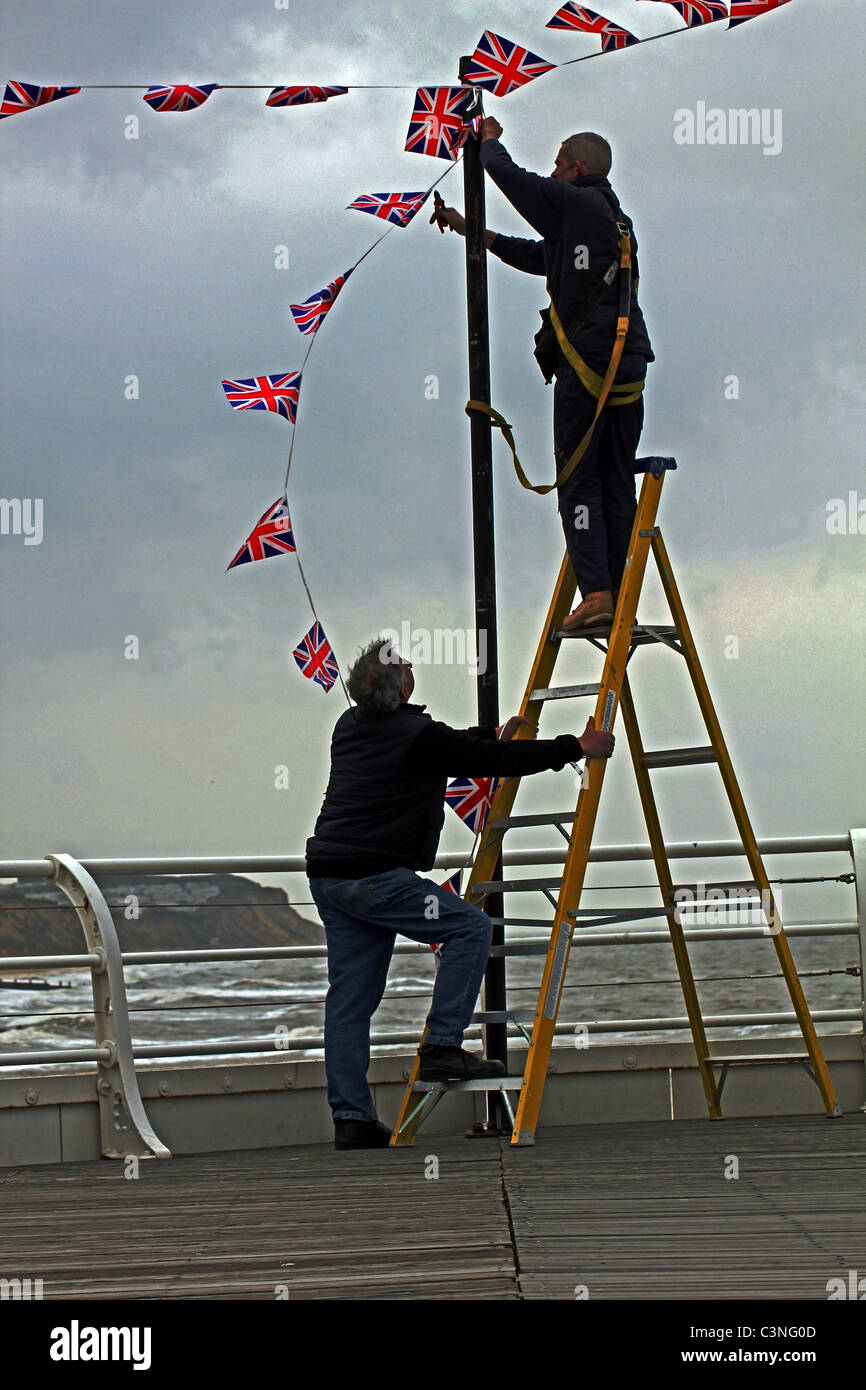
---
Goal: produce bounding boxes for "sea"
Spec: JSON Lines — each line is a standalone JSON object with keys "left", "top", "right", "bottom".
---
{"left": 0, "top": 897, "right": 859, "bottom": 1071}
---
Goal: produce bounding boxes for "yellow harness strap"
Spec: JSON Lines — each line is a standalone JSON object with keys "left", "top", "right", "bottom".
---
{"left": 548, "top": 299, "right": 644, "bottom": 406}
{"left": 466, "top": 226, "right": 644, "bottom": 495}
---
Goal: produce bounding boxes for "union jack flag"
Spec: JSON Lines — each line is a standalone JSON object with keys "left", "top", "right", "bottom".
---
{"left": 430, "top": 871, "right": 463, "bottom": 957}
{"left": 405, "top": 86, "right": 473, "bottom": 161}
{"left": 221, "top": 371, "right": 301, "bottom": 423}
{"left": 0, "top": 81, "right": 81, "bottom": 120}
{"left": 547, "top": 5, "right": 639, "bottom": 49}
{"left": 266, "top": 85, "right": 348, "bottom": 106}
{"left": 347, "top": 191, "right": 429, "bottom": 227}
{"left": 463, "top": 32, "right": 556, "bottom": 98}
{"left": 666, "top": 1, "right": 727, "bottom": 24}
{"left": 601, "top": 24, "right": 639, "bottom": 49}
{"left": 292, "top": 621, "right": 340, "bottom": 692}
{"left": 637, "top": 0, "right": 727, "bottom": 23}
{"left": 729, "top": 0, "right": 790, "bottom": 26}
{"left": 547, "top": 4, "right": 612, "bottom": 34}
{"left": 143, "top": 83, "right": 219, "bottom": 112}
{"left": 227, "top": 496, "right": 296, "bottom": 571}
{"left": 445, "top": 776, "right": 495, "bottom": 834}
{"left": 290, "top": 269, "right": 353, "bottom": 336}
{"left": 453, "top": 115, "right": 482, "bottom": 153}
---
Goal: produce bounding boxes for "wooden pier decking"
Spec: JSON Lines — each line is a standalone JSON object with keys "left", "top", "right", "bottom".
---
{"left": 1, "top": 1114, "right": 864, "bottom": 1300}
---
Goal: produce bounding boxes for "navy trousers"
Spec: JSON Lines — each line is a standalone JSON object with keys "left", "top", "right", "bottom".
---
{"left": 553, "top": 367, "right": 645, "bottom": 598}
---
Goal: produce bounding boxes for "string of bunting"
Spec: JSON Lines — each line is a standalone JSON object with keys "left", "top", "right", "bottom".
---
{"left": 2, "top": 0, "right": 795, "bottom": 870}
{"left": 0, "top": 4, "right": 792, "bottom": 120}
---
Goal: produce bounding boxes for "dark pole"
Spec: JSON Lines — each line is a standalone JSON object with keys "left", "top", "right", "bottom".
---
{"left": 458, "top": 59, "right": 507, "bottom": 1129}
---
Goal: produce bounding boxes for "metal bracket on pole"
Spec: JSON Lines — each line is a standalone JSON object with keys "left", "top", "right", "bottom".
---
{"left": 47, "top": 853, "right": 171, "bottom": 1159}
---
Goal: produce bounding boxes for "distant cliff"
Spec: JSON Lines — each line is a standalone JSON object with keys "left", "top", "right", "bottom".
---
{"left": 0, "top": 875, "right": 324, "bottom": 961}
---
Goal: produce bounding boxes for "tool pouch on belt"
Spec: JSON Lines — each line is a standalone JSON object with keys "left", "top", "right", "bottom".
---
{"left": 533, "top": 309, "right": 560, "bottom": 385}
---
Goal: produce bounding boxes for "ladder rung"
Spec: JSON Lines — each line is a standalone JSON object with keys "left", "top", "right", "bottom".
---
{"left": 472, "top": 878, "right": 561, "bottom": 895}
{"left": 552, "top": 623, "right": 679, "bottom": 645}
{"left": 640, "top": 746, "right": 717, "bottom": 769}
{"left": 529, "top": 682, "right": 601, "bottom": 702}
{"left": 675, "top": 880, "right": 759, "bottom": 892}
{"left": 413, "top": 1077, "right": 525, "bottom": 1093}
{"left": 705, "top": 1054, "right": 810, "bottom": 1065}
{"left": 567, "top": 906, "right": 675, "bottom": 923}
{"left": 488, "top": 811, "right": 576, "bottom": 829}
{"left": 488, "top": 943, "right": 549, "bottom": 957}
{"left": 673, "top": 882, "right": 762, "bottom": 905}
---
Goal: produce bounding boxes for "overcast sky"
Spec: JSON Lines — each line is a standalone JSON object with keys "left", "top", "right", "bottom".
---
{"left": 0, "top": 0, "right": 864, "bottom": 880}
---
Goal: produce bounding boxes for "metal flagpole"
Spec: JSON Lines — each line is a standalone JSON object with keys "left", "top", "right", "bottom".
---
{"left": 458, "top": 58, "right": 507, "bottom": 1131}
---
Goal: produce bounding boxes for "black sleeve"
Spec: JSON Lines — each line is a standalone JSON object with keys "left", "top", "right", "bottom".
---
{"left": 405, "top": 720, "right": 584, "bottom": 779}
{"left": 489, "top": 232, "right": 546, "bottom": 276}
{"left": 479, "top": 139, "right": 566, "bottom": 239}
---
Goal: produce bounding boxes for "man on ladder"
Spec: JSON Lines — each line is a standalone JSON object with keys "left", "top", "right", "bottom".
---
{"left": 432, "top": 118, "right": 655, "bottom": 631}
{"left": 305, "top": 638, "right": 615, "bottom": 1149}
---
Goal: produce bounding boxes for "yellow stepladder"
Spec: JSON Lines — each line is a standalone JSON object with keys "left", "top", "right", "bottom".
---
{"left": 392, "top": 457, "right": 842, "bottom": 1147}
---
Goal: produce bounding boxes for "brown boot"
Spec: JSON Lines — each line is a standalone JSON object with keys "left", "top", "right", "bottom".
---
{"left": 562, "top": 590, "right": 615, "bottom": 631}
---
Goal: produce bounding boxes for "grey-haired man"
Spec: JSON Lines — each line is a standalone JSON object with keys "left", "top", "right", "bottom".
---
{"left": 305, "top": 638, "right": 614, "bottom": 1149}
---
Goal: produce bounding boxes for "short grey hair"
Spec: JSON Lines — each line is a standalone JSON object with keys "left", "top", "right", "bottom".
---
{"left": 347, "top": 636, "right": 405, "bottom": 713}
{"left": 562, "top": 132, "right": 612, "bottom": 177}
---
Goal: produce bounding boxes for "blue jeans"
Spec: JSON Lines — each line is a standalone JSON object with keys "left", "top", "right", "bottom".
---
{"left": 308, "top": 867, "right": 493, "bottom": 1121}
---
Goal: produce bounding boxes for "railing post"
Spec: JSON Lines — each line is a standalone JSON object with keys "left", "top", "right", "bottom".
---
{"left": 47, "top": 854, "right": 171, "bottom": 1159}
{"left": 848, "top": 829, "right": 866, "bottom": 1097}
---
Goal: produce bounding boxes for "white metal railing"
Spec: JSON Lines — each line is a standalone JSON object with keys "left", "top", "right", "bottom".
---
{"left": 0, "top": 832, "right": 863, "bottom": 1159}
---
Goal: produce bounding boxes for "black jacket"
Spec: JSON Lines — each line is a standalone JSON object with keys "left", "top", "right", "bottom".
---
{"left": 305, "top": 702, "right": 584, "bottom": 878}
{"left": 480, "top": 139, "right": 654, "bottom": 375}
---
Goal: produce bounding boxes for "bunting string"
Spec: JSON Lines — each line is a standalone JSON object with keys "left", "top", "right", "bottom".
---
{"left": 4, "top": 0, "right": 795, "bottom": 731}
{"left": 1, "top": 4, "right": 792, "bottom": 119}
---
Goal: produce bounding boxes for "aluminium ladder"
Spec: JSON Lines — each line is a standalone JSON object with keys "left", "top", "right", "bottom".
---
{"left": 391, "top": 456, "right": 841, "bottom": 1146}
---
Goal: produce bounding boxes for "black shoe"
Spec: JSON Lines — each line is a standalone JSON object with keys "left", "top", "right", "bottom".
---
{"left": 333, "top": 1117, "right": 392, "bottom": 1150}
{"left": 417, "top": 1044, "right": 507, "bottom": 1083}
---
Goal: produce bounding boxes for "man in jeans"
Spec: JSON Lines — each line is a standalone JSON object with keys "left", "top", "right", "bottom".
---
{"left": 305, "top": 637, "right": 614, "bottom": 1149}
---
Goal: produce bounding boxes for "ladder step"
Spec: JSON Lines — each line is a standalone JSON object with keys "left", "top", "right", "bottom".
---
{"left": 705, "top": 1054, "right": 810, "bottom": 1065}
{"left": 529, "top": 682, "right": 601, "bottom": 702}
{"left": 471, "top": 1010, "right": 523, "bottom": 1024}
{"left": 488, "top": 943, "right": 549, "bottom": 957}
{"left": 488, "top": 811, "right": 575, "bottom": 829}
{"left": 640, "top": 746, "right": 717, "bottom": 769}
{"left": 552, "top": 623, "right": 679, "bottom": 645}
{"left": 567, "top": 906, "right": 676, "bottom": 924}
{"left": 472, "top": 877, "right": 562, "bottom": 895}
{"left": 635, "top": 455, "right": 677, "bottom": 476}
{"left": 673, "top": 881, "right": 762, "bottom": 904}
{"left": 413, "top": 1077, "right": 525, "bottom": 1093}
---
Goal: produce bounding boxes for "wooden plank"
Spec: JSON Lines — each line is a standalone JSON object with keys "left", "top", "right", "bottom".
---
{"left": 1, "top": 1113, "right": 864, "bottom": 1300}
{"left": 0, "top": 1138, "right": 519, "bottom": 1300}
{"left": 502, "top": 1114, "right": 866, "bottom": 1300}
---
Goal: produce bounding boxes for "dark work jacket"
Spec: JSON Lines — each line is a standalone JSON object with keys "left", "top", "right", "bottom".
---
{"left": 305, "top": 702, "right": 584, "bottom": 878}
{"left": 480, "top": 139, "right": 654, "bottom": 375}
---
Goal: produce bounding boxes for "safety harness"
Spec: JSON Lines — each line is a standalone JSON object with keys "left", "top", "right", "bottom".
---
{"left": 466, "top": 221, "right": 644, "bottom": 496}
